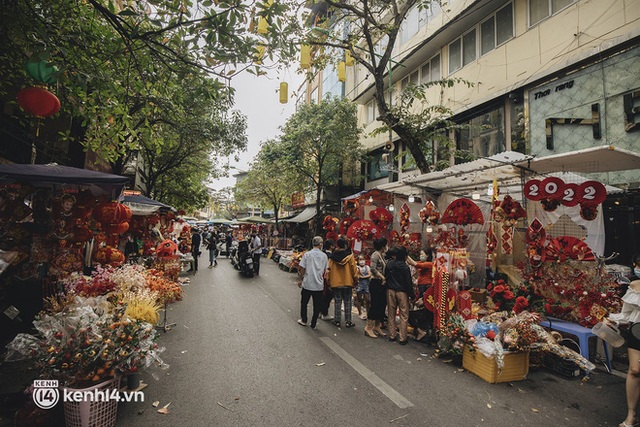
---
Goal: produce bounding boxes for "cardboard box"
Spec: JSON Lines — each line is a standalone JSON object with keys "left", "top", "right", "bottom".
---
{"left": 462, "top": 346, "right": 529, "bottom": 383}
{"left": 469, "top": 288, "right": 487, "bottom": 304}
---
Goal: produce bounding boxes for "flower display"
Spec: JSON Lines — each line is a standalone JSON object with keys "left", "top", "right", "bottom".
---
{"left": 143, "top": 269, "right": 183, "bottom": 304}
{"left": 399, "top": 203, "right": 410, "bottom": 233}
{"left": 418, "top": 200, "right": 440, "bottom": 226}
{"left": 11, "top": 296, "right": 164, "bottom": 388}
{"left": 346, "top": 219, "right": 380, "bottom": 241}
{"left": 437, "top": 313, "right": 476, "bottom": 356}
{"left": 369, "top": 207, "right": 393, "bottom": 228}
{"left": 494, "top": 195, "right": 526, "bottom": 226}
{"left": 441, "top": 198, "right": 484, "bottom": 226}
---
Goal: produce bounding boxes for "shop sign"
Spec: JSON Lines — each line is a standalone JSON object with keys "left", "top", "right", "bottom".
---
{"left": 291, "top": 192, "right": 305, "bottom": 209}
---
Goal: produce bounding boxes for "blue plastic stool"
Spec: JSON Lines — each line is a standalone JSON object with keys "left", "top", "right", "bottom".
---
{"left": 540, "top": 316, "right": 611, "bottom": 372}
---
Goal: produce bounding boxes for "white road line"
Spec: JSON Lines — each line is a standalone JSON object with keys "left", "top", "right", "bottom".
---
{"left": 318, "top": 337, "right": 414, "bottom": 409}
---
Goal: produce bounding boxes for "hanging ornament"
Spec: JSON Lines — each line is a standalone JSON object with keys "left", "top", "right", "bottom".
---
{"left": 16, "top": 87, "right": 60, "bottom": 118}
{"left": 279, "top": 82, "right": 288, "bottom": 104}
{"left": 300, "top": 45, "right": 311, "bottom": 69}
{"left": 92, "top": 202, "right": 132, "bottom": 225}
{"left": 337, "top": 61, "right": 346, "bottom": 82}
{"left": 345, "top": 50, "right": 354, "bottom": 66}
{"left": 25, "top": 59, "right": 59, "bottom": 84}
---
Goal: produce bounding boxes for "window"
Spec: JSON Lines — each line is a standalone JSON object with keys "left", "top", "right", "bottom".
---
{"left": 456, "top": 106, "right": 506, "bottom": 159}
{"left": 448, "top": 39, "right": 461, "bottom": 74}
{"left": 529, "top": 0, "right": 575, "bottom": 26}
{"left": 481, "top": 17, "right": 495, "bottom": 55}
{"left": 368, "top": 150, "right": 390, "bottom": 181}
{"left": 431, "top": 54, "right": 441, "bottom": 81}
{"left": 496, "top": 4, "right": 513, "bottom": 45}
{"left": 480, "top": 3, "right": 513, "bottom": 56}
{"left": 462, "top": 30, "right": 477, "bottom": 66}
{"left": 366, "top": 100, "right": 376, "bottom": 124}
{"left": 400, "top": 6, "right": 420, "bottom": 44}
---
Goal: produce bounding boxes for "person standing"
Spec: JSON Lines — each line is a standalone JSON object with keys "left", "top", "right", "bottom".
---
{"left": 407, "top": 248, "right": 434, "bottom": 341}
{"left": 250, "top": 232, "right": 262, "bottom": 275}
{"left": 355, "top": 255, "right": 372, "bottom": 320}
{"left": 365, "top": 237, "right": 388, "bottom": 338}
{"left": 297, "top": 236, "right": 328, "bottom": 329}
{"left": 190, "top": 228, "right": 202, "bottom": 272}
{"left": 319, "top": 239, "right": 335, "bottom": 321}
{"left": 327, "top": 238, "right": 358, "bottom": 328}
{"left": 610, "top": 280, "right": 640, "bottom": 427}
{"left": 385, "top": 246, "right": 414, "bottom": 345}
{"left": 225, "top": 232, "right": 232, "bottom": 258}
{"left": 205, "top": 231, "right": 218, "bottom": 268}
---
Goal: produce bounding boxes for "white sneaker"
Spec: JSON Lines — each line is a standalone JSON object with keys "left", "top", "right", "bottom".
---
{"left": 297, "top": 319, "right": 307, "bottom": 326}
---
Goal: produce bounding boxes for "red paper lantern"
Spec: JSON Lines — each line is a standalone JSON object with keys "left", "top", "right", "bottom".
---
{"left": 93, "top": 246, "right": 125, "bottom": 266}
{"left": 16, "top": 87, "right": 61, "bottom": 118}
{"left": 92, "top": 202, "right": 132, "bottom": 225}
{"left": 105, "top": 222, "right": 129, "bottom": 235}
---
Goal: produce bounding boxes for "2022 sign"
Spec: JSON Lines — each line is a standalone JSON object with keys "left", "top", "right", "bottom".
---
{"left": 524, "top": 178, "right": 606, "bottom": 207}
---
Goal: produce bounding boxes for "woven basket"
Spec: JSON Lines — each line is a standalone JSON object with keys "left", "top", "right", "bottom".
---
{"left": 62, "top": 376, "right": 120, "bottom": 427}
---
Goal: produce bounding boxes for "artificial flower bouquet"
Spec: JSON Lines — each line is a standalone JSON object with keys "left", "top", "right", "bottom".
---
{"left": 6, "top": 295, "right": 164, "bottom": 387}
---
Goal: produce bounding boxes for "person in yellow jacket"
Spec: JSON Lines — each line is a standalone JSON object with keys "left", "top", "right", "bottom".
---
{"left": 327, "top": 238, "right": 358, "bottom": 328}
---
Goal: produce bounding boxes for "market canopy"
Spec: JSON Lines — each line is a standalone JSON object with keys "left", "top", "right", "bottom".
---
{"left": 0, "top": 163, "right": 128, "bottom": 197}
{"left": 376, "top": 146, "right": 635, "bottom": 200}
{"left": 283, "top": 206, "right": 321, "bottom": 223}
{"left": 122, "top": 193, "right": 175, "bottom": 216}
{"left": 236, "top": 215, "right": 274, "bottom": 224}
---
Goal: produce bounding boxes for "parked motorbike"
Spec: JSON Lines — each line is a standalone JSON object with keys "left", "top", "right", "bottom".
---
{"left": 233, "top": 240, "right": 253, "bottom": 277}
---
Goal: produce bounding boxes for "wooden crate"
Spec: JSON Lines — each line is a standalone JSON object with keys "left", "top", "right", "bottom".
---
{"left": 462, "top": 346, "right": 529, "bottom": 383}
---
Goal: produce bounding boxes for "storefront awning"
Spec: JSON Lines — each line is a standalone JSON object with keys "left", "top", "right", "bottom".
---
{"left": 283, "top": 206, "right": 321, "bottom": 223}
{"left": 122, "top": 194, "right": 175, "bottom": 216}
{"left": 519, "top": 145, "right": 640, "bottom": 174}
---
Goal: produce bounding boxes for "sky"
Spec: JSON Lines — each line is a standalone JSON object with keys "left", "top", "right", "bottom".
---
{"left": 209, "top": 69, "right": 305, "bottom": 191}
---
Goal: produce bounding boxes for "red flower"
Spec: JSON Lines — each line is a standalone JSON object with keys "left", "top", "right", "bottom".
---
{"left": 503, "top": 291, "right": 515, "bottom": 300}
{"left": 492, "top": 285, "right": 505, "bottom": 294}
{"left": 544, "top": 303, "right": 553, "bottom": 314}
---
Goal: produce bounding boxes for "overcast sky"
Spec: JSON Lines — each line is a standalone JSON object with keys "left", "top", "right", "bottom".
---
{"left": 209, "top": 69, "right": 305, "bottom": 190}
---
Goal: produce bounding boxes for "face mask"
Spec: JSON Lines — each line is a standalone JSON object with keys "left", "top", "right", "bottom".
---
{"left": 635, "top": 267, "right": 640, "bottom": 278}
{"left": 359, "top": 261, "right": 366, "bottom": 266}
{"left": 419, "top": 256, "right": 427, "bottom": 261}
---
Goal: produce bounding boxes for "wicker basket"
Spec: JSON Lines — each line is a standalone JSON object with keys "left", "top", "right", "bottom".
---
{"left": 462, "top": 346, "right": 529, "bottom": 383}
{"left": 62, "top": 376, "right": 120, "bottom": 427}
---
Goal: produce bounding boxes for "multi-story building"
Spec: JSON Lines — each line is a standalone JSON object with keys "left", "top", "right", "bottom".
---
{"left": 339, "top": 0, "right": 640, "bottom": 263}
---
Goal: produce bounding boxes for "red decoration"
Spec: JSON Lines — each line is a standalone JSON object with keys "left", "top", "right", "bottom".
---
{"left": 579, "top": 202, "right": 598, "bottom": 221}
{"left": 390, "top": 230, "right": 401, "bottom": 246}
{"left": 441, "top": 198, "right": 484, "bottom": 226}
{"left": 369, "top": 207, "right": 393, "bottom": 228}
{"left": 545, "top": 236, "right": 595, "bottom": 262}
{"left": 72, "top": 225, "right": 93, "bottom": 243}
{"left": 105, "top": 222, "right": 129, "bottom": 235}
{"left": 523, "top": 179, "right": 544, "bottom": 201}
{"left": 560, "top": 183, "right": 581, "bottom": 207}
{"left": 16, "top": 87, "right": 61, "bottom": 118}
{"left": 93, "top": 246, "right": 125, "bottom": 266}
{"left": 92, "top": 202, "right": 132, "bottom": 225}
{"left": 540, "top": 177, "right": 565, "bottom": 200}
{"left": 399, "top": 203, "right": 410, "bottom": 233}
{"left": 340, "top": 217, "right": 356, "bottom": 235}
{"left": 346, "top": 219, "right": 380, "bottom": 241}
{"left": 419, "top": 201, "right": 440, "bottom": 225}
{"left": 578, "top": 181, "right": 606, "bottom": 205}
{"left": 156, "top": 239, "right": 178, "bottom": 258}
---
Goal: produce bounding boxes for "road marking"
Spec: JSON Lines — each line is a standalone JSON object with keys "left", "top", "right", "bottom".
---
{"left": 318, "top": 337, "right": 414, "bottom": 409}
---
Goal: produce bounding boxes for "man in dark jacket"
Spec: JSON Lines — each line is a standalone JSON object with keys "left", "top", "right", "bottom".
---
{"left": 385, "top": 246, "right": 414, "bottom": 345}
{"left": 190, "top": 228, "right": 202, "bottom": 272}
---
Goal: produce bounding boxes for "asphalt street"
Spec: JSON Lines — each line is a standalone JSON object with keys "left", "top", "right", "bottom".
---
{"left": 116, "top": 255, "right": 628, "bottom": 427}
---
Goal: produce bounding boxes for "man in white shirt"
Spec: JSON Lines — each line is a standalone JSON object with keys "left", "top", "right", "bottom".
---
{"left": 297, "top": 236, "right": 328, "bottom": 329}
{"left": 250, "top": 232, "right": 262, "bottom": 275}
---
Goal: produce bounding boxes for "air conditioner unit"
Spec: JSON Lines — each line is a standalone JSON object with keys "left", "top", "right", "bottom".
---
{"left": 384, "top": 141, "right": 395, "bottom": 152}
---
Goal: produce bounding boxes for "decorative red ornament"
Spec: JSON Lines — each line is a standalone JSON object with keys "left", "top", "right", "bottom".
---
{"left": 93, "top": 246, "right": 125, "bottom": 266}
{"left": 156, "top": 239, "right": 178, "bottom": 258}
{"left": 346, "top": 219, "right": 380, "bottom": 241}
{"left": 92, "top": 202, "right": 132, "bottom": 225}
{"left": 72, "top": 225, "right": 93, "bottom": 243}
{"left": 177, "top": 209, "right": 186, "bottom": 216}
{"left": 105, "top": 222, "right": 129, "bottom": 235}
{"left": 16, "top": 87, "right": 61, "bottom": 118}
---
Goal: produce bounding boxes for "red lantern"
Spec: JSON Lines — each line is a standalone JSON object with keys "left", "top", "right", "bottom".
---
{"left": 93, "top": 246, "right": 125, "bottom": 266}
{"left": 105, "top": 222, "right": 129, "bottom": 235}
{"left": 17, "top": 87, "right": 61, "bottom": 118}
{"left": 92, "top": 202, "right": 132, "bottom": 225}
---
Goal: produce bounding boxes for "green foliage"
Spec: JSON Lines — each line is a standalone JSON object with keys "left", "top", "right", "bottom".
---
{"left": 235, "top": 139, "right": 303, "bottom": 224}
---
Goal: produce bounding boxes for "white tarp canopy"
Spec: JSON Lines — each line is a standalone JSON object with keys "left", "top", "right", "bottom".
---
{"left": 283, "top": 206, "right": 321, "bottom": 223}
{"left": 375, "top": 146, "right": 638, "bottom": 200}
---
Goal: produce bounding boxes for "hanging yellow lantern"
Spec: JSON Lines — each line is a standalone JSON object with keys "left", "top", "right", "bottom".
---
{"left": 279, "top": 82, "right": 288, "bottom": 104}
{"left": 345, "top": 50, "right": 354, "bottom": 66}
{"left": 254, "top": 45, "right": 266, "bottom": 64}
{"left": 300, "top": 45, "right": 311, "bottom": 69}
{"left": 337, "top": 61, "right": 346, "bottom": 82}
{"left": 257, "top": 17, "right": 268, "bottom": 34}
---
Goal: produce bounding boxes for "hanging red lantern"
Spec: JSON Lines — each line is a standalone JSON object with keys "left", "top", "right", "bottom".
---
{"left": 93, "top": 246, "right": 125, "bottom": 266}
{"left": 105, "top": 222, "right": 129, "bottom": 235}
{"left": 92, "top": 202, "right": 132, "bottom": 225}
{"left": 16, "top": 87, "right": 61, "bottom": 118}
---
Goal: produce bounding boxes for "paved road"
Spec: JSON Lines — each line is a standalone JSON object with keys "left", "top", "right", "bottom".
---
{"left": 117, "top": 256, "right": 627, "bottom": 427}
